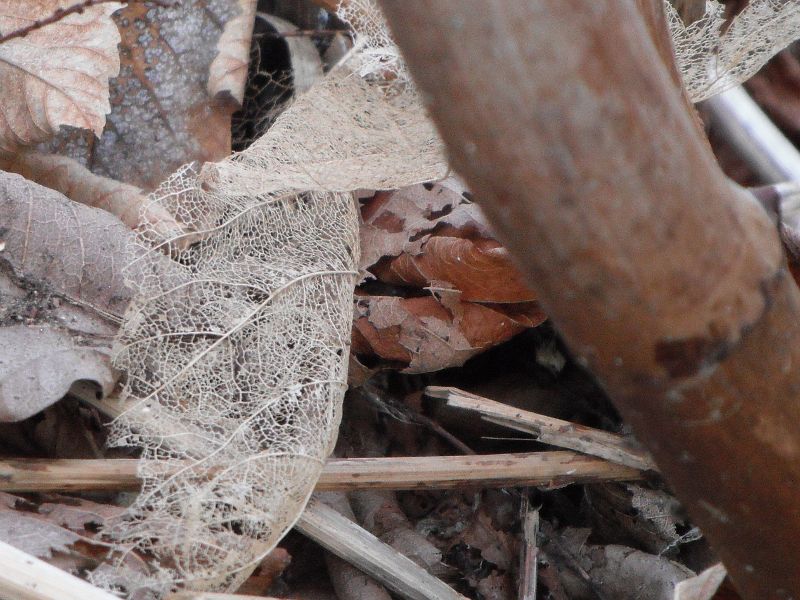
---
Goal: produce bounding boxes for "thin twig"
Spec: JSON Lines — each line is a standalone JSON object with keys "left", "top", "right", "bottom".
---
{"left": 0, "top": 452, "right": 642, "bottom": 493}
{"left": 704, "top": 86, "right": 800, "bottom": 183}
{"left": 361, "top": 385, "right": 476, "bottom": 455}
{"left": 261, "top": 28, "right": 351, "bottom": 39}
{"left": 0, "top": 0, "right": 173, "bottom": 46}
{"left": 167, "top": 593, "right": 283, "bottom": 600}
{"left": 297, "top": 498, "right": 467, "bottom": 600}
{"left": 519, "top": 501, "right": 540, "bottom": 600}
{"left": 426, "top": 386, "right": 656, "bottom": 471}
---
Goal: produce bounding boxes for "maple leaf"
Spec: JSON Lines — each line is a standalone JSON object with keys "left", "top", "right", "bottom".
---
{"left": 0, "top": 0, "right": 122, "bottom": 154}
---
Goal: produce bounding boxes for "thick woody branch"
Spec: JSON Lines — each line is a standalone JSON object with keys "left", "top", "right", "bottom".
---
{"left": 380, "top": 2, "right": 800, "bottom": 598}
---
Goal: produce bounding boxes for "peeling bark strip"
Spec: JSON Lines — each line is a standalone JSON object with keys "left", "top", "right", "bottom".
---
{"left": 380, "top": 1, "right": 800, "bottom": 598}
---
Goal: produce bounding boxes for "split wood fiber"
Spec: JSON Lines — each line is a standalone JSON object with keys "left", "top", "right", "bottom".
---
{"left": 380, "top": 1, "right": 800, "bottom": 598}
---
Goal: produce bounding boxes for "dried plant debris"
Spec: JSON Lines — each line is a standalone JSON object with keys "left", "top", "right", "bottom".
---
{"left": 208, "top": 0, "right": 259, "bottom": 106}
{"left": 352, "top": 294, "right": 543, "bottom": 373}
{"left": 666, "top": 0, "right": 800, "bottom": 102}
{"left": 0, "top": 0, "right": 122, "bottom": 154}
{"left": 0, "top": 171, "right": 139, "bottom": 421}
{"left": 674, "top": 564, "right": 727, "bottom": 600}
{"left": 99, "top": 1, "right": 448, "bottom": 594}
{"left": 42, "top": 0, "right": 249, "bottom": 191}
{"left": 541, "top": 525, "right": 694, "bottom": 600}
{"left": 0, "top": 492, "right": 148, "bottom": 578}
{"left": 584, "top": 483, "right": 701, "bottom": 557}
{"left": 232, "top": 11, "right": 324, "bottom": 149}
{"left": 359, "top": 179, "right": 534, "bottom": 303}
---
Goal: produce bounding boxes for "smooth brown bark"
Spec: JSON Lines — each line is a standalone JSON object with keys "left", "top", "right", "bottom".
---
{"left": 380, "top": 1, "right": 800, "bottom": 598}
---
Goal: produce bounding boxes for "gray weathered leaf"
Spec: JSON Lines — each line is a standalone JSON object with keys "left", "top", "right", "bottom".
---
{"left": 0, "top": 171, "right": 136, "bottom": 421}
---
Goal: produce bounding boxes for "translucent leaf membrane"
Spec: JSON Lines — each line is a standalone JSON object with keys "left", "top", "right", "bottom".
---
{"left": 100, "top": 0, "right": 447, "bottom": 595}
{"left": 666, "top": 0, "right": 800, "bottom": 102}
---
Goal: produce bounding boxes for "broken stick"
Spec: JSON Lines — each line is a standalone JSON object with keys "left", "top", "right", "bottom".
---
{"left": 297, "top": 498, "right": 466, "bottom": 600}
{"left": 426, "top": 386, "right": 656, "bottom": 471}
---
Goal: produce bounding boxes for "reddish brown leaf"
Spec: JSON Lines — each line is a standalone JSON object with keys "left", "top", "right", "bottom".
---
{"left": 352, "top": 294, "right": 544, "bottom": 372}
{"left": 356, "top": 178, "right": 544, "bottom": 372}
{"left": 372, "top": 236, "right": 533, "bottom": 303}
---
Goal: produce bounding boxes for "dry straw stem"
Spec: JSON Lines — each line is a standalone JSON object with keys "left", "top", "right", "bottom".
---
{"left": 318, "top": 492, "right": 392, "bottom": 600}
{"left": 296, "top": 498, "right": 467, "bottom": 600}
{"left": 381, "top": 1, "right": 800, "bottom": 597}
{"left": 0, "top": 539, "right": 119, "bottom": 600}
{"left": 519, "top": 505, "right": 540, "bottom": 600}
{"left": 427, "top": 386, "right": 656, "bottom": 471}
{"left": 0, "top": 452, "right": 642, "bottom": 493}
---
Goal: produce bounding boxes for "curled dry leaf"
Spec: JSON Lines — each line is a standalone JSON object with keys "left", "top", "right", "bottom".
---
{"left": 0, "top": 171, "right": 137, "bottom": 421}
{"left": 0, "top": 0, "right": 122, "bottom": 154}
{"left": 44, "top": 0, "right": 249, "bottom": 191}
{"left": 232, "top": 11, "right": 325, "bottom": 149}
{"left": 355, "top": 179, "right": 545, "bottom": 372}
{"left": 674, "top": 564, "right": 727, "bottom": 600}
{"left": 0, "top": 152, "right": 186, "bottom": 242}
{"left": 208, "top": 0, "right": 258, "bottom": 105}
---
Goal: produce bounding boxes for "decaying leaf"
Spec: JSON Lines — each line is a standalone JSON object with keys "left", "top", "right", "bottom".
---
{"left": 0, "top": 326, "right": 115, "bottom": 422}
{"left": 585, "top": 483, "right": 701, "bottom": 556}
{"left": 0, "top": 0, "right": 122, "bottom": 153}
{"left": 209, "top": 0, "right": 258, "bottom": 104}
{"left": 360, "top": 179, "right": 535, "bottom": 303}
{"left": 232, "top": 11, "right": 325, "bottom": 149}
{"left": 544, "top": 526, "right": 695, "bottom": 600}
{"left": 44, "top": 0, "right": 248, "bottom": 191}
{"left": 0, "top": 492, "right": 83, "bottom": 559}
{"left": 666, "top": 0, "right": 800, "bottom": 101}
{"left": 0, "top": 171, "right": 136, "bottom": 421}
{"left": 98, "top": 1, "right": 448, "bottom": 593}
{"left": 0, "top": 492, "right": 150, "bottom": 584}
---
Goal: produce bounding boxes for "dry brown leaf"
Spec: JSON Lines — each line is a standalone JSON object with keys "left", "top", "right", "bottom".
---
{"left": 0, "top": 171, "right": 137, "bottom": 420}
{"left": 0, "top": 492, "right": 149, "bottom": 583}
{"left": 361, "top": 179, "right": 535, "bottom": 302}
{"left": 0, "top": 0, "right": 122, "bottom": 154}
{"left": 352, "top": 294, "right": 544, "bottom": 372}
{"left": 0, "top": 492, "right": 83, "bottom": 559}
{"left": 44, "top": 0, "right": 248, "bottom": 191}
{"left": 355, "top": 179, "right": 545, "bottom": 372}
{"left": 0, "top": 326, "right": 116, "bottom": 422}
{"left": 0, "top": 492, "right": 123, "bottom": 562}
